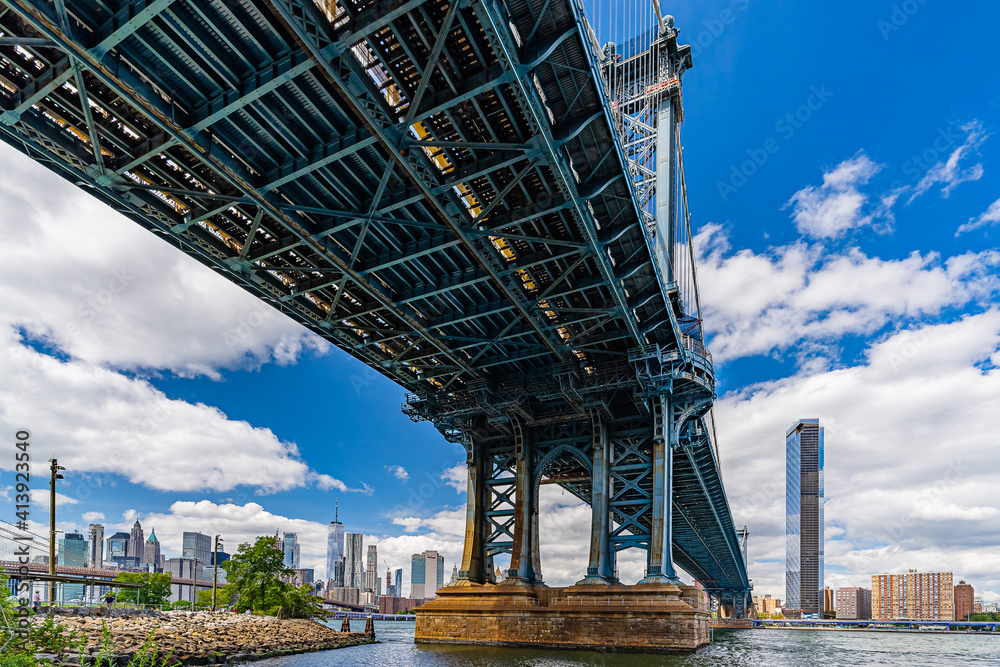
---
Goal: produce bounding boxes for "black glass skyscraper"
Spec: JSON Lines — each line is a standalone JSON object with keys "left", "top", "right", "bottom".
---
{"left": 786, "top": 418, "right": 824, "bottom": 615}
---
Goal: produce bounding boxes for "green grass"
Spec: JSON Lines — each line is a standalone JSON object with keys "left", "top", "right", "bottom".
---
{"left": 0, "top": 653, "right": 36, "bottom": 667}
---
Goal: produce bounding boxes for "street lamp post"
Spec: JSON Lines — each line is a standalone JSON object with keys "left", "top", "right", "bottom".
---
{"left": 191, "top": 557, "right": 199, "bottom": 611}
{"left": 47, "top": 459, "right": 65, "bottom": 604}
{"left": 211, "top": 535, "right": 223, "bottom": 612}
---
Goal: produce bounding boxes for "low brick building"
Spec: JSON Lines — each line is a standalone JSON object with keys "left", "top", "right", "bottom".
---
{"left": 379, "top": 595, "right": 433, "bottom": 615}
{"left": 836, "top": 587, "right": 872, "bottom": 620}
{"left": 955, "top": 580, "right": 975, "bottom": 621}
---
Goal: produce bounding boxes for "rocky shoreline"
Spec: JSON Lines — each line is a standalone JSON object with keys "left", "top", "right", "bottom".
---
{"left": 33, "top": 608, "right": 374, "bottom": 665}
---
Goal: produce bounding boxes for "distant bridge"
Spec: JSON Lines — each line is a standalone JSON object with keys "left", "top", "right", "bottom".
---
{"left": 753, "top": 619, "right": 1000, "bottom": 633}
{"left": 0, "top": 560, "right": 217, "bottom": 589}
{"left": 0, "top": 0, "right": 751, "bottom": 614}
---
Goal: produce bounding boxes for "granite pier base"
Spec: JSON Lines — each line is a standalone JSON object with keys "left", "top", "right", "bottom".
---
{"left": 415, "top": 583, "right": 710, "bottom": 654}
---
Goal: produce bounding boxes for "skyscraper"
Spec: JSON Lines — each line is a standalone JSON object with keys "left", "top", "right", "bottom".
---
{"left": 326, "top": 503, "right": 345, "bottom": 587}
{"left": 165, "top": 558, "right": 200, "bottom": 604}
{"left": 365, "top": 544, "right": 379, "bottom": 595}
{"left": 344, "top": 533, "right": 364, "bottom": 590}
{"left": 282, "top": 532, "right": 300, "bottom": 569}
{"left": 786, "top": 418, "right": 824, "bottom": 616}
{"left": 143, "top": 529, "right": 161, "bottom": 571}
{"left": 394, "top": 568, "right": 402, "bottom": 598}
{"left": 410, "top": 550, "right": 445, "bottom": 599}
{"left": 106, "top": 532, "right": 131, "bottom": 567}
{"left": 87, "top": 524, "right": 104, "bottom": 568}
{"left": 385, "top": 566, "right": 393, "bottom": 596}
{"left": 182, "top": 532, "right": 213, "bottom": 566}
{"left": 57, "top": 532, "right": 87, "bottom": 601}
{"left": 127, "top": 519, "right": 144, "bottom": 560}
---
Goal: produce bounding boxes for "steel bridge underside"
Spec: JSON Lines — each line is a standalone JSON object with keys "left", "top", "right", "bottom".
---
{"left": 0, "top": 0, "right": 747, "bottom": 594}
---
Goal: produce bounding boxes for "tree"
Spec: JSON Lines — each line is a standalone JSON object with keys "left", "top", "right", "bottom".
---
{"left": 222, "top": 537, "right": 320, "bottom": 618}
{"left": 113, "top": 572, "right": 172, "bottom": 607}
{"left": 223, "top": 536, "right": 292, "bottom": 613}
{"left": 271, "top": 586, "right": 322, "bottom": 620}
{"left": 1, "top": 572, "right": 19, "bottom": 613}
{"left": 970, "top": 612, "right": 1000, "bottom": 622}
{"left": 197, "top": 584, "right": 238, "bottom": 609}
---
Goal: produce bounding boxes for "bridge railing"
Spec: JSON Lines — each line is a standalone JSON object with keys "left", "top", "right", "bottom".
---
{"left": 680, "top": 334, "right": 713, "bottom": 370}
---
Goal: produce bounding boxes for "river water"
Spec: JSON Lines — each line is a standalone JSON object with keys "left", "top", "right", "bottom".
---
{"left": 250, "top": 620, "right": 1000, "bottom": 666}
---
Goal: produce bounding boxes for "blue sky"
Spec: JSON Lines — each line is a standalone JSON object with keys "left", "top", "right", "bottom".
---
{"left": 1, "top": 0, "right": 999, "bottom": 600}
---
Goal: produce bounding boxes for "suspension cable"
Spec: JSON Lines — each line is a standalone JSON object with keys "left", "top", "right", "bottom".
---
{"left": 675, "top": 123, "right": 721, "bottom": 467}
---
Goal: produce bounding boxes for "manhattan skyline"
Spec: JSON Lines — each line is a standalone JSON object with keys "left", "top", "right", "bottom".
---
{"left": 1, "top": 0, "right": 998, "bottom": 602}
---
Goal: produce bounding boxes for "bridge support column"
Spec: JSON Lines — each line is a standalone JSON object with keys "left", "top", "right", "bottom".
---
{"left": 654, "top": 80, "right": 677, "bottom": 285}
{"left": 577, "top": 414, "right": 614, "bottom": 585}
{"left": 735, "top": 589, "right": 750, "bottom": 619}
{"left": 504, "top": 418, "right": 540, "bottom": 585}
{"left": 455, "top": 435, "right": 488, "bottom": 585}
{"left": 641, "top": 395, "right": 680, "bottom": 584}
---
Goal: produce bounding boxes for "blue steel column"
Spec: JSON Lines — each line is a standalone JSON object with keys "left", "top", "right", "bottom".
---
{"left": 503, "top": 418, "right": 539, "bottom": 585}
{"left": 641, "top": 395, "right": 680, "bottom": 584}
{"left": 578, "top": 414, "right": 614, "bottom": 584}
{"left": 653, "top": 89, "right": 676, "bottom": 286}
{"left": 456, "top": 434, "right": 487, "bottom": 585}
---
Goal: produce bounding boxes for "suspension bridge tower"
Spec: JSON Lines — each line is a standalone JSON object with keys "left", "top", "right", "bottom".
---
{"left": 414, "top": 2, "right": 744, "bottom": 653}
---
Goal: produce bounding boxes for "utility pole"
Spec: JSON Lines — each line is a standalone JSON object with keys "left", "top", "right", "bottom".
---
{"left": 211, "top": 534, "right": 223, "bottom": 612}
{"left": 47, "top": 459, "right": 65, "bottom": 604}
{"left": 191, "top": 557, "right": 199, "bottom": 611}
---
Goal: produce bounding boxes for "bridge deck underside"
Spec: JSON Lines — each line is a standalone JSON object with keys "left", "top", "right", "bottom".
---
{"left": 0, "top": 0, "right": 747, "bottom": 592}
{"left": 0, "top": 0, "right": 674, "bottom": 393}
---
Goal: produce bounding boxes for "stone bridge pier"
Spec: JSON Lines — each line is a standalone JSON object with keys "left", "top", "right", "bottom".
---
{"left": 414, "top": 396, "right": 712, "bottom": 654}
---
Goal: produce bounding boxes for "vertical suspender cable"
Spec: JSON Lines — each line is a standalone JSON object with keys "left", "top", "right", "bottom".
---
{"left": 676, "top": 123, "right": 721, "bottom": 466}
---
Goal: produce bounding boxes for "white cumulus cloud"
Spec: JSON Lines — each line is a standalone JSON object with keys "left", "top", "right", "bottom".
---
{"left": 0, "top": 142, "right": 328, "bottom": 379}
{"left": 0, "top": 143, "right": 365, "bottom": 497}
{"left": 784, "top": 152, "right": 888, "bottom": 239}
{"left": 696, "top": 224, "right": 1000, "bottom": 361}
{"left": 0, "top": 325, "right": 361, "bottom": 494}
{"left": 30, "top": 490, "right": 79, "bottom": 508}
